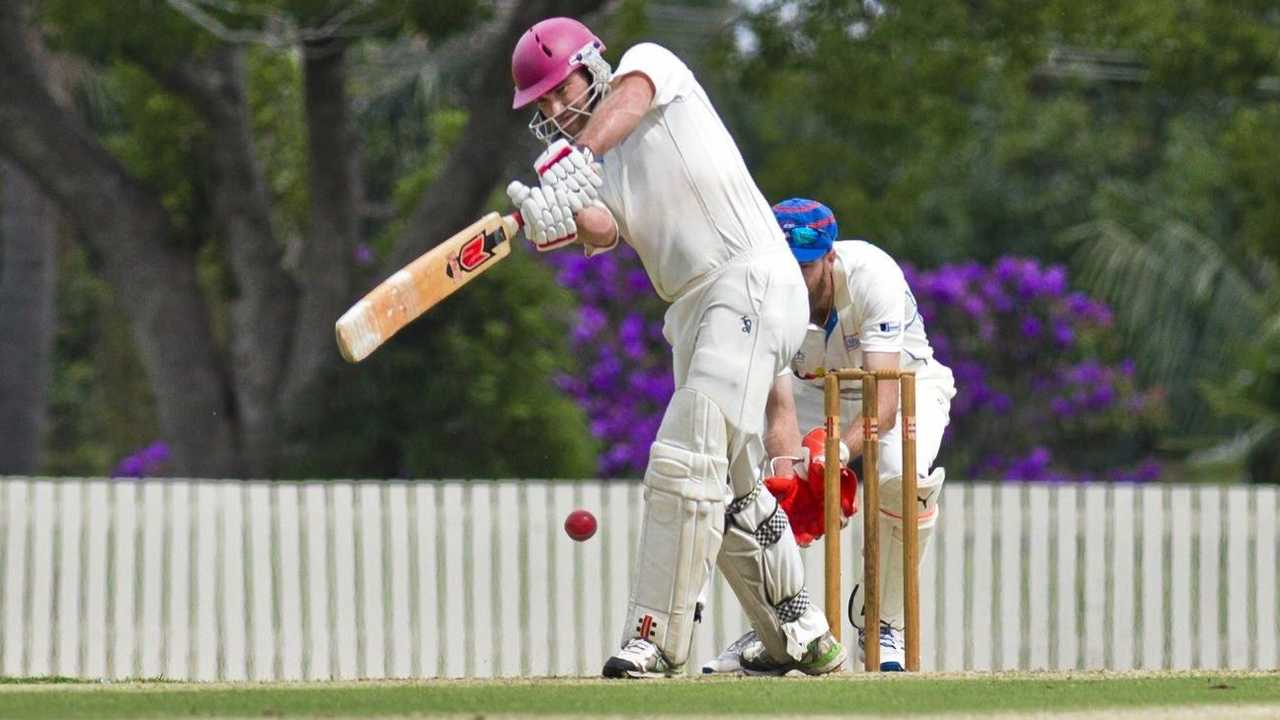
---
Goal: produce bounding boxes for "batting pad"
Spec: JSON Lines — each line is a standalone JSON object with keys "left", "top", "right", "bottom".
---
{"left": 878, "top": 467, "right": 945, "bottom": 629}
{"left": 719, "top": 482, "right": 828, "bottom": 662}
{"left": 621, "top": 388, "right": 729, "bottom": 668}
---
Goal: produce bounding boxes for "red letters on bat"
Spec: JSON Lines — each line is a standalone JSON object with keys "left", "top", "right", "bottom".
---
{"left": 458, "top": 233, "right": 491, "bottom": 272}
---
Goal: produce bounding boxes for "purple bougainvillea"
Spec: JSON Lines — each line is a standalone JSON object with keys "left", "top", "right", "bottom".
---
{"left": 546, "top": 246, "right": 672, "bottom": 477}
{"left": 904, "top": 257, "right": 1166, "bottom": 482}
{"left": 112, "top": 441, "right": 171, "bottom": 478}
{"left": 547, "top": 248, "right": 1165, "bottom": 481}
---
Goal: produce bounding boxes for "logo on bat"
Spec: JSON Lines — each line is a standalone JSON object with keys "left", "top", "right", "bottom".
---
{"left": 446, "top": 230, "right": 499, "bottom": 278}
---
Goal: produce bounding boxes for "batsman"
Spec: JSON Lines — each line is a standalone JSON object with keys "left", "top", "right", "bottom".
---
{"left": 505, "top": 18, "right": 844, "bottom": 677}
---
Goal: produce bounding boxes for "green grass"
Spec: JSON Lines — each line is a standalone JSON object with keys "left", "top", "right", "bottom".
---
{"left": 0, "top": 673, "right": 1275, "bottom": 718}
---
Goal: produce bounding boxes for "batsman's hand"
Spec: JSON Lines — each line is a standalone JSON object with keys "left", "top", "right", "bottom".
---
{"left": 507, "top": 180, "right": 576, "bottom": 252}
{"left": 535, "top": 139, "right": 603, "bottom": 212}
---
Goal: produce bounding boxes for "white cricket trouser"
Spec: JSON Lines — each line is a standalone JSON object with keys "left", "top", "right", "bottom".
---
{"left": 622, "top": 246, "right": 828, "bottom": 666}
{"left": 664, "top": 246, "right": 809, "bottom": 495}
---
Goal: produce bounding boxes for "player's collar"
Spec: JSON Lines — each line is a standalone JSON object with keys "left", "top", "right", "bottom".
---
{"left": 825, "top": 249, "right": 850, "bottom": 340}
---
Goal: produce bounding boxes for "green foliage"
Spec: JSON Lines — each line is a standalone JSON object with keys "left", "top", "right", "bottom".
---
{"left": 42, "top": 0, "right": 214, "bottom": 65}
{"left": 254, "top": 0, "right": 491, "bottom": 40}
{"left": 45, "top": 242, "right": 158, "bottom": 475}
{"left": 97, "top": 64, "right": 211, "bottom": 247}
{"left": 392, "top": 110, "right": 469, "bottom": 211}
{"left": 34, "top": 3, "right": 214, "bottom": 475}
{"left": 703, "top": 0, "right": 1280, "bottom": 479}
{"left": 602, "top": 0, "right": 651, "bottom": 62}
{"left": 711, "top": 0, "right": 1280, "bottom": 262}
{"left": 32, "top": 0, "right": 596, "bottom": 478}
{"left": 403, "top": 0, "right": 490, "bottom": 39}
{"left": 359, "top": 107, "right": 469, "bottom": 264}
{"left": 285, "top": 248, "right": 598, "bottom": 479}
{"left": 247, "top": 47, "right": 309, "bottom": 245}
{"left": 1222, "top": 105, "right": 1280, "bottom": 266}
{"left": 33, "top": 0, "right": 1278, "bottom": 478}
{"left": 292, "top": 101, "right": 597, "bottom": 478}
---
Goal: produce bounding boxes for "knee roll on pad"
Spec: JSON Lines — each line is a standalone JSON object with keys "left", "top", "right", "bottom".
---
{"left": 878, "top": 466, "right": 945, "bottom": 530}
{"left": 643, "top": 387, "right": 730, "bottom": 501}
{"left": 622, "top": 388, "right": 729, "bottom": 668}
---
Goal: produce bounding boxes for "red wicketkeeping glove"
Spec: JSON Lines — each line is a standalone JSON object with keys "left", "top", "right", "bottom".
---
{"left": 763, "top": 427, "right": 859, "bottom": 547}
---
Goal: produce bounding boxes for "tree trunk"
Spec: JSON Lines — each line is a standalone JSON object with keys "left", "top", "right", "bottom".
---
{"left": 145, "top": 48, "right": 298, "bottom": 476}
{"left": 281, "top": 37, "right": 360, "bottom": 425}
{"left": 1, "top": 0, "right": 611, "bottom": 478}
{"left": 0, "top": 161, "right": 57, "bottom": 474}
{"left": 0, "top": 1, "right": 238, "bottom": 476}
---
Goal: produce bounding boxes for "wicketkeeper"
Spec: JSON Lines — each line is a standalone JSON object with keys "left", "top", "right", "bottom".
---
{"left": 705, "top": 198, "right": 956, "bottom": 673}
{"left": 506, "top": 19, "right": 844, "bottom": 677}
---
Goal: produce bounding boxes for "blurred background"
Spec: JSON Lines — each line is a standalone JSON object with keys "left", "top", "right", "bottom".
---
{"left": 1, "top": 0, "right": 1277, "bottom": 485}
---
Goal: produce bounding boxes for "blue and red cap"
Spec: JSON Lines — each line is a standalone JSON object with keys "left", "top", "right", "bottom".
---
{"left": 772, "top": 198, "right": 837, "bottom": 263}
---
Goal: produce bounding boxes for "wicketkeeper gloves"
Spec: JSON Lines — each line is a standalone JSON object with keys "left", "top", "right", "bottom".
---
{"left": 764, "top": 427, "right": 859, "bottom": 547}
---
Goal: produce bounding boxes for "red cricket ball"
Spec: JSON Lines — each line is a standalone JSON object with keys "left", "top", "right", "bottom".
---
{"left": 564, "top": 509, "right": 597, "bottom": 542}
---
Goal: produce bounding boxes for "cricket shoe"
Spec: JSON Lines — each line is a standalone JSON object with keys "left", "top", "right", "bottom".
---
{"left": 857, "top": 621, "right": 906, "bottom": 671}
{"left": 739, "top": 631, "right": 847, "bottom": 676}
{"left": 848, "top": 583, "right": 906, "bottom": 671}
{"left": 603, "top": 639, "right": 678, "bottom": 679}
{"left": 700, "top": 629, "right": 758, "bottom": 674}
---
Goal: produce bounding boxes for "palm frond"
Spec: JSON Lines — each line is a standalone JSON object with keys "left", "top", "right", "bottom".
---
{"left": 1185, "top": 417, "right": 1279, "bottom": 472}
{"left": 1067, "top": 218, "right": 1273, "bottom": 434}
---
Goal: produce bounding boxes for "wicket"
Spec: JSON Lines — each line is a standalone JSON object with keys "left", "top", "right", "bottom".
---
{"left": 818, "top": 368, "right": 921, "bottom": 672}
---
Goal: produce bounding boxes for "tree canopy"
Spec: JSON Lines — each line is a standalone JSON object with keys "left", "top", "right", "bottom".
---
{"left": 1, "top": 0, "right": 1277, "bottom": 481}
{"left": 0, "top": 0, "right": 606, "bottom": 478}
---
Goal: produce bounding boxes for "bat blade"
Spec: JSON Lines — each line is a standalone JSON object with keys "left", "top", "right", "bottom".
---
{"left": 336, "top": 211, "right": 522, "bottom": 363}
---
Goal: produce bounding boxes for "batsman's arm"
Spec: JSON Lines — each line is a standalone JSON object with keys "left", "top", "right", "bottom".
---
{"left": 843, "top": 350, "right": 900, "bottom": 457}
{"left": 576, "top": 203, "right": 619, "bottom": 254}
{"left": 575, "top": 72, "right": 654, "bottom": 156}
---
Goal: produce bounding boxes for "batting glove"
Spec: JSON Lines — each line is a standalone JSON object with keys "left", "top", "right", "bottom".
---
{"left": 507, "top": 180, "right": 576, "bottom": 252}
{"left": 535, "top": 139, "right": 603, "bottom": 212}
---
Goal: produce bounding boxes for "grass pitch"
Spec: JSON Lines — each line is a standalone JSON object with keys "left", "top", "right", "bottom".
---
{"left": 0, "top": 672, "right": 1276, "bottom": 719}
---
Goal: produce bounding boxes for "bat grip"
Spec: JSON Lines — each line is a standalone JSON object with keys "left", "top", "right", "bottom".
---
{"left": 510, "top": 211, "right": 524, "bottom": 229}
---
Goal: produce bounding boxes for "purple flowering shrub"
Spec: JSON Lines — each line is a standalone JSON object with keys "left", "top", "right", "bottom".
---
{"left": 112, "top": 441, "right": 171, "bottom": 478}
{"left": 905, "top": 257, "right": 1167, "bottom": 482}
{"left": 546, "top": 246, "right": 672, "bottom": 477}
{"left": 546, "top": 247, "right": 1166, "bottom": 482}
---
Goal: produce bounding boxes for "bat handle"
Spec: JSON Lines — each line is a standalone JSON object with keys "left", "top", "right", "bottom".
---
{"left": 510, "top": 211, "right": 524, "bottom": 229}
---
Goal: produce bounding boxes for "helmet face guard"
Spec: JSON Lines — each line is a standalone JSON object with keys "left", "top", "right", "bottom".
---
{"left": 510, "top": 18, "right": 612, "bottom": 144}
{"left": 526, "top": 44, "right": 611, "bottom": 144}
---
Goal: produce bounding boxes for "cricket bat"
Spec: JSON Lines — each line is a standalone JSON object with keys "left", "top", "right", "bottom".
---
{"left": 335, "top": 211, "right": 523, "bottom": 363}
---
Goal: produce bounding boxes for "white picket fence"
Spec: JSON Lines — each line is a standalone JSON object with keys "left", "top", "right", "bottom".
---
{"left": 0, "top": 477, "right": 1276, "bottom": 679}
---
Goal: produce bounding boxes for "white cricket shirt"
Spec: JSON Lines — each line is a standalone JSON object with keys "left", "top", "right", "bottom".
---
{"left": 597, "top": 43, "right": 785, "bottom": 302}
{"left": 791, "top": 240, "right": 951, "bottom": 397}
